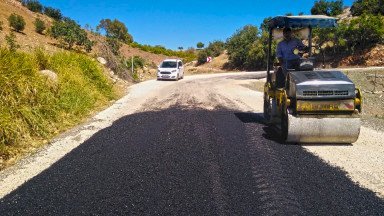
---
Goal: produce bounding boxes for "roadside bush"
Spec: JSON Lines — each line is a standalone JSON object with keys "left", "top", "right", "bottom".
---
{"left": 43, "top": 7, "right": 62, "bottom": 20}
{"left": 22, "top": 0, "right": 43, "bottom": 13}
{"left": 226, "top": 25, "right": 259, "bottom": 69}
{"left": 8, "top": 13, "right": 26, "bottom": 32}
{"left": 34, "top": 18, "right": 46, "bottom": 34}
{"left": 123, "top": 56, "right": 145, "bottom": 81}
{"left": 246, "top": 31, "right": 275, "bottom": 70}
{"left": 197, "top": 49, "right": 210, "bottom": 65}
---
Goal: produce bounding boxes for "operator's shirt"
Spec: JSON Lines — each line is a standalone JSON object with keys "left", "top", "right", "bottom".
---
{"left": 276, "top": 38, "right": 305, "bottom": 70}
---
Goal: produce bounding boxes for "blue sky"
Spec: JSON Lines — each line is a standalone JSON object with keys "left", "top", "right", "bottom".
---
{"left": 39, "top": 0, "right": 354, "bottom": 50}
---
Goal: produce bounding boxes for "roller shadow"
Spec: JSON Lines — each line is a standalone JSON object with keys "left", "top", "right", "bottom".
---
{"left": 234, "top": 112, "right": 284, "bottom": 143}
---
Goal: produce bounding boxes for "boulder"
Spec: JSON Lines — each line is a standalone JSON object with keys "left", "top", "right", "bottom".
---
{"left": 39, "top": 70, "right": 58, "bottom": 83}
{"left": 97, "top": 57, "right": 107, "bottom": 65}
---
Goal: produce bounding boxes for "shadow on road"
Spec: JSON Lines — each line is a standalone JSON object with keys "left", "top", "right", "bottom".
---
{"left": 234, "top": 112, "right": 284, "bottom": 143}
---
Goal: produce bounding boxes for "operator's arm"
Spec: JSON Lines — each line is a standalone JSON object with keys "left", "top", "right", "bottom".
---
{"left": 296, "top": 39, "right": 308, "bottom": 52}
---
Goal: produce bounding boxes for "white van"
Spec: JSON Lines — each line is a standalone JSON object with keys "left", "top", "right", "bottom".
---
{"left": 157, "top": 59, "right": 184, "bottom": 81}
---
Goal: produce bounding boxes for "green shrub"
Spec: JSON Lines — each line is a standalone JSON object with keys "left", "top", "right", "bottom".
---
{"left": 34, "top": 18, "right": 46, "bottom": 34}
{"left": 206, "top": 40, "right": 225, "bottom": 57}
{"left": 336, "top": 14, "right": 384, "bottom": 52}
{"left": 197, "top": 49, "right": 210, "bottom": 65}
{"left": 246, "top": 31, "right": 275, "bottom": 70}
{"left": 43, "top": 6, "right": 62, "bottom": 20}
{"left": 122, "top": 56, "right": 145, "bottom": 81}
{"left": 33, "top": 48, "right": 50, "bottom": 70}
{"left": 351, "top": 0, "right": 384, "bottom": 16}
{"left": 8, "top": 13, "right": 26, "bottom": 32}
{"left": 5, "top": 32, "right": 20, "bottom": 51}
{"left": 106, "top": 38, "right": 122, "bottom": 55}
{"left": 22, "top": 0, "right": 43, "bottom": 13}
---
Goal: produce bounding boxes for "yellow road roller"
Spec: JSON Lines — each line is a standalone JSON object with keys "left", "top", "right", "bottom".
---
{"left": 263, "top": 15, "right": 362, "bottom": 143}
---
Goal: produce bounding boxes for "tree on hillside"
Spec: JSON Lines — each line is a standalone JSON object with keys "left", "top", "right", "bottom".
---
{"left": 328, "top": 0, "right": 343, "bottom": 16}
{"left": 350, "top": 0, "right": 384, "bottom": 16}
{"left": 311, "top": 0, "right": 343, "bottom": 16}
{"left": 178, "top": 46, "right": 184, "bottom": 51}
{"left": 97, "top": 19, "right": 133, "bottom": 44}
{"left": 196, "top": 42, "right": 204, "bottom": 49}
{"left": 226, "top": 25, "right": 259, "bottom": 69}
{"left": 22, "top": 0, "right": 43, "bottom": 13}
{"left": 49, "top": 18, "right": 94, "bottom": 51}
{"left": 44, "top": 7, "right": 63, "bottom": 20}
{"left": 8, "top": 13, "right": 26, "bottom": 32}
{"left": 206, "top": 40, "right": 225, "bottom": 57}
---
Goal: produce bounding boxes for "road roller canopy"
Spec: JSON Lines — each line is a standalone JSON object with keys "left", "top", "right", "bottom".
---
{"left": 268, "top": 15, "right": 338, "bottom": 30}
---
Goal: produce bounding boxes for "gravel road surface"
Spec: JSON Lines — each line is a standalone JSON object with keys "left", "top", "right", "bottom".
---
{"left": 0, "top": 72, "right": 383, "bottom": 215}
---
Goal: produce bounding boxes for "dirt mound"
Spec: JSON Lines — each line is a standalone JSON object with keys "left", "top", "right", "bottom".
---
{"left": 340, "top": 45, "right": 384, "bottom": 67}
{"left": 186, "top": 52, "right": 230, "bottom": 74}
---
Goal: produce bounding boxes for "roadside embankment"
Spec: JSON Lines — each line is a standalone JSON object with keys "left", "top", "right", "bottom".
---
{"left": 0, "top": 48, "right": 120, "bottom": 169}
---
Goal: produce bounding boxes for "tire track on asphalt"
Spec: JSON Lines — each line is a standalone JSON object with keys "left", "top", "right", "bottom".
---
{"left": 244, "top": 124, "right": 305, "bottom": 215}
{"left": 193, "top": 113, "right": 230, "bottom": 216}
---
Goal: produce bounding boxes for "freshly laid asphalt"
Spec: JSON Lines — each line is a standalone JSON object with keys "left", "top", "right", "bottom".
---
{"left": 1, "top": 107, "right": 383, "bottom": 215}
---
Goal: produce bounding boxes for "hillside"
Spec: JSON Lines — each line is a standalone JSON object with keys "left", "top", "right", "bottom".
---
{"left": 337, "top": 8, "right": 384, "bottom": 67}
{"left": 0, "top": 0, "right": 180, "bottom": 169}
{"left": 0, "top": 0, "right": 171, "bottom": 70}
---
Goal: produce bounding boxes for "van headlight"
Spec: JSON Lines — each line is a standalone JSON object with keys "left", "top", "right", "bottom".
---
{"left": 171, "top": 70, "right": 177, "bottom": 73}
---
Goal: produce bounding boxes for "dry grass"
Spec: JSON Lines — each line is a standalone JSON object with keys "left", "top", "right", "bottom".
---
{"left": 0, "top": 48, "right": 118, "bottom": 170}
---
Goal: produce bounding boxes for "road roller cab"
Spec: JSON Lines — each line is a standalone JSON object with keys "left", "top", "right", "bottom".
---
{"left": 263, "top": 15, "right": 362, "bottom": 143}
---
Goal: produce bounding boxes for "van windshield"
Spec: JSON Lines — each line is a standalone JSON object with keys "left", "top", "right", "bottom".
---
{"left": 160, "top": 61, "right": 177, "bottom": 68}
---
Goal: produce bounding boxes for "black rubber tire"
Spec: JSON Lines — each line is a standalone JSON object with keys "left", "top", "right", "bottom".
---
{"left": 263, "top": 93, "right": 272, "bottom": 123}
{"left": 281, "top": 107, "right": 289, "bottom": 142}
